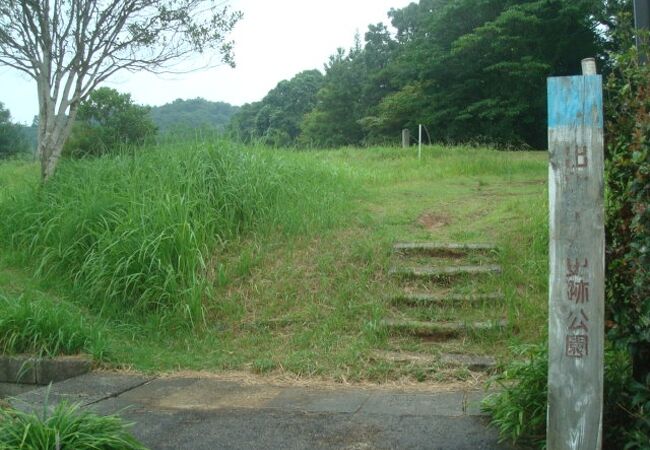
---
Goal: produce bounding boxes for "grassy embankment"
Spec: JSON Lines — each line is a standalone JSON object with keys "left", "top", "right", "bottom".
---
{"left": 0, "top": 141, "right": 547, "bottom": 383}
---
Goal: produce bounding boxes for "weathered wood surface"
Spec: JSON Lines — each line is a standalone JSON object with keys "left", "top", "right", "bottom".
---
{"left": 547, "top": 74, "right": 604, "bottom": 449}
{"left": 390, "top": 291, "right": 504, "bottom": 305}
{"left": 388, "top": 265, "right": 501, "bottom": 278}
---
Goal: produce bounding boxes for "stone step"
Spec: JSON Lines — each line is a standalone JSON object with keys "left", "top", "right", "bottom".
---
{"left": 371, "top": 350, "right": 437, "bottom": 365}
{"left": 381, "top": 319, "right": 508, "bottom": 338}
{"left": 393, "top": 242, "right": 497, "bottom": 255}
{"left": 390, "top": 291, "right": 504, "bottom": 306}
{"left": 388, "top": 265, "right": 502, "bottom": 279}
{"left": 440, "top": 353, "right": 497, "bottom": 372}
{"left": 370, "top": 350, "right": 496, "bottom": 372}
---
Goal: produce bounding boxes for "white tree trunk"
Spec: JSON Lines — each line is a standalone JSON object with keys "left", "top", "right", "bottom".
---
{"left": 38, "top": 113, "right": 75, "bottom": 181}
{"left": 36, "top": 74, "right": 78, "bottom": 182}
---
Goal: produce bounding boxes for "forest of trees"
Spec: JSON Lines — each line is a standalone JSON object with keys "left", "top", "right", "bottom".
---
{"left": 2, "top": 0, "right": 630, "bottom": 154}
{"left": 1, "top": 95, "right": 240, "bottom": 158}
{"left": 151, "top": 98, "right": 239, "bottom": 134}
{"left": 230, "top": 0, "right": 626, "bottom": 149}
{"left": 0, "top": 102, "right": 32, "bottom": 159}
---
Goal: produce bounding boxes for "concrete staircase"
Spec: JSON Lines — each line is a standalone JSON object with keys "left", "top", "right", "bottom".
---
{"left": 377, "top": 241, "right": 508, "bottom": 373}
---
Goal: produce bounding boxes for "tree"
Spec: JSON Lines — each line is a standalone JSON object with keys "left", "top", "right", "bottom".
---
{"left": 230, "top": 70, "right": 324, "bottom": 146}
{"left": 64, "top": 87, "right": 156, "bottom": 157}
{"left": 150, "top": 98, "right": 239, "bottom": 134}
{"left": 0, "top": 0, "right": 241, "bottom": 180}
{"left": 0, "top": 101, "right": 29, "bottom": 159}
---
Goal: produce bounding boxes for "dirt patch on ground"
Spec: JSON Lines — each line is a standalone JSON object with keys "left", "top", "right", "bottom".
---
{"left": 416, "top": 212, "right": 451, "bottom": 231}
{"left": 99, "top": 369, "right": 484, "bottom": 393}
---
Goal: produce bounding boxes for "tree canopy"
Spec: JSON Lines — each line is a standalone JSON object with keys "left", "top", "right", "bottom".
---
{"left": 233, "top": 0, "right": 611, "bottom": 149}
{"left": 0, "top": 102, "right": 29, "bottom": 159}
{"left": 64, "top": 87, "right": 156, "bottom": 157}
{"left": 150, "top": 98, "right": 239, "bottom": 134}
{"left": 230, "top": 70, "right": 324, "bottom": 147}
{"left": 0, "top": 0, "right": 241, "bottom": 180}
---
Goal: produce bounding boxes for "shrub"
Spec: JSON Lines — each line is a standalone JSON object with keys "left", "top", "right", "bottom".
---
{"left": 63, "top": 87, "right": 156, "bottom": 158}
{"left": 0, "top": 400, "right": 146, "bottom": 450}
{"left": 481, "top": 344, "right": 645, "bottom": 448}
{"left": 604, "top": 37, "right": 650, "bottom": 384}
{"left": 481, "top": 345, "right": 547, "bottom": 448}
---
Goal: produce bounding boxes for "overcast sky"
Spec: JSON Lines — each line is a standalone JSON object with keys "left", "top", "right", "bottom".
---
{"left": 0, "top": 0, "right": 413, "bottom": 124}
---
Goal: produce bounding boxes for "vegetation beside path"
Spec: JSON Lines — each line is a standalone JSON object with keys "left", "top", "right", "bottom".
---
{"left": 0, "top": 143, "right": 547, "bottom": 383}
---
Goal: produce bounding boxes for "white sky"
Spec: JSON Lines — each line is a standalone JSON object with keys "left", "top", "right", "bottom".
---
{"left": 0, "top": 0, "right": 413, "bottom": 124}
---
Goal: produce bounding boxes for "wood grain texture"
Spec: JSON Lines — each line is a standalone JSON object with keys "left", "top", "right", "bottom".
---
{"left": 547, "top": 75, "right": 604, "bottom": 450}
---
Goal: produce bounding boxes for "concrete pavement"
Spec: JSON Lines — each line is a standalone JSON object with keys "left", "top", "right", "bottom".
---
{"left": 8, "top": 373, "right": 514, "bottom": 450}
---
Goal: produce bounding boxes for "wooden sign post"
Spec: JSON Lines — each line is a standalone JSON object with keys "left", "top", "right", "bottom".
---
{"left": 546, "top": 59, "right": 605, "bottom": 449}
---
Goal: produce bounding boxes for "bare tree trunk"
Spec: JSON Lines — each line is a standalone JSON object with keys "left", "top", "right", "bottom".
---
{"left": 38, "top": 113, "right": 76, "bottom": 182}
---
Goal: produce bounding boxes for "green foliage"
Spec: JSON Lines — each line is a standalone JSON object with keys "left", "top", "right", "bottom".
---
{"left": 0, "top": 139, "right": 351, "bottom": 322}
{"left": 481, "top": 345, "right": 547, "bottom": 448}
{"left": 0, "top": 292, "right": 107, "bottom": 360}
{"left": 300, "top": 49, "right": 366, "bottom": 148}
{"left": 603, "top": 24, "right": 650, "bottom": 448}
{"left": 380, "top": 0, "right": 604, "bottom": 148}
{"left": 605, "top": 35, "right": 650, "bottom": 381}
{"left": 64, "top": 88, "right": 156, "bottom": 158}
{"left": 1, "top": 144, "right": 549, "bottom": 380}
{"left": 150, "top": 98, "right": 238, "bottom": 134}
{"left": 0, "top": 400, "right": 146, "bottom": 450}
{"left": 230, "top": 70, "right": 324, "bottom": 146}
{"left": 482, "top": 344, "right": 647, "bottom": 448}
{"left": 235, "top": 0, "right": 607, "bottom": 148}
{"left": 0, "top": 102, "right": 29, "bottom": 159}
{"left": 301, "top": 26, "right": 397, "bottom": 148}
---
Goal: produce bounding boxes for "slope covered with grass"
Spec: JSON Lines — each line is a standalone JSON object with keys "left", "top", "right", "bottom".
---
{"left": 0, "top": 140, "right": 352, "bottom": 322}
{"left": 1, "top": 144, "right": 548, "bottom": 384}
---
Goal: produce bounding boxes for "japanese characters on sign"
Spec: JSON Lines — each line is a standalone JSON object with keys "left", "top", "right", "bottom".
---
{"left": 565, "top": 258, "right": 590, "bottom": 358}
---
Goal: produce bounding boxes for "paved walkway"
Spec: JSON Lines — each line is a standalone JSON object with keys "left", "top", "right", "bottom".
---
{"left": 8, "top": 373, "right": 514, "bottom": 450}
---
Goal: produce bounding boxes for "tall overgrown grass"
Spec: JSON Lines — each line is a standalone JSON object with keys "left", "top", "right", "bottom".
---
{"left": 0, "top": 139, "right": 351, "bottom": 322}
{"left": 0, "top": 293, "right": 107, "bottom": 359}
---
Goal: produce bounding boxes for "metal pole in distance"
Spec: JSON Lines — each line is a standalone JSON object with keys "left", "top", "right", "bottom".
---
{"left": 546, "top": 60, "right": 605, "bottom": 449}
{"left": 418, "top": 124, "right": 422, "bottom": 160}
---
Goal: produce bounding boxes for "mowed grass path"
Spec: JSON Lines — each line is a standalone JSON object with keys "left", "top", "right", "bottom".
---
{"left": 0, "top": 144, "right": 548, "bottom": 383}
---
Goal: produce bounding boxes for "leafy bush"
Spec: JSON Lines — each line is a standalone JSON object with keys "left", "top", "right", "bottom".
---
{"left": 0, "top": 293, "right": 107, "bottom": 360}
{"left": 0, "top": 140, "right": 351, "bottom": 322}
{"left": 605, "top": 37, "right": 650, "bottom": 384}
{"left": 0, "top": 400, "right": 145, "bottom": 450}
{"left": 64, "top": 88, "right": 156, "bottom": 158}
{"left": 604, "top": 26, "right": 650, "bottom": 449}
{"left": 481, "top": 345, "right": 547, "bottom": 448}
{"left": 481, "top": 344, "right": 646, "bottom": 448}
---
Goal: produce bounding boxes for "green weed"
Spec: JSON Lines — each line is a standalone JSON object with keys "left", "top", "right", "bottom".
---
{"left": 0, "top": 399, "right": 145, "bottom": 450}
{"left": 0, "top": 292, "right": 107, "bottom": 360}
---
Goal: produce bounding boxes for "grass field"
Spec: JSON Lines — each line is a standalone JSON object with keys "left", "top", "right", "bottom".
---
{"left": 0, "top": 142, "right": 548, "bottom": 383}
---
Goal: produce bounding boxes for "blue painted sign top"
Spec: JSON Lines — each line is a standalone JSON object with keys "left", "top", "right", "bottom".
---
{"left": 547, "top": 75, "right": 603, "bottom": 129}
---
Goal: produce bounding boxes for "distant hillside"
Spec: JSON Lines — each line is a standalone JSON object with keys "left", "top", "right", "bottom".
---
{"left": 150, "top": 98, "right": 239, "bottom": 133}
